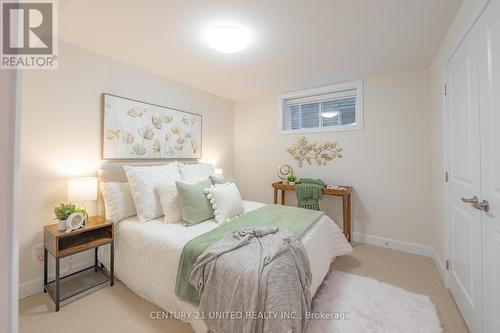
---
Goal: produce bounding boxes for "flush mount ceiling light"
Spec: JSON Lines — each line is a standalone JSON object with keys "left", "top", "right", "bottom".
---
{"left": 203, "top": 25, "right": 250, "bottom": 53}
{"left": 321, "top": 111, "right": 339, "bottom": 118}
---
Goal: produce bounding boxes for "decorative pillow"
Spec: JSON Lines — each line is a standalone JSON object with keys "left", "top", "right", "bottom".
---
{"left": 124, "top": 163, "right": 181, "bottom": 223}
{"left": 209, "top": 175, "right": 238, "bottom": 187}
{"left": 100, "top": 182, "right": 137, "bottom": 223}
{"left": 176, "top": 179, "right": 214, "bottom": 225}
{"left": 156, "top": 183, "right": 182, "bottom": 224}
{"left": 179, "top": 163, "right": 215, "bottom": 181}
{"left": 205, "top": 183, "right": 244, "bottom": 224}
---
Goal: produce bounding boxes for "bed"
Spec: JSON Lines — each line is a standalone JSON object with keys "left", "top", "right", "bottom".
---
{"left": 98, "top": 166, "right": 351, "bottom": 333}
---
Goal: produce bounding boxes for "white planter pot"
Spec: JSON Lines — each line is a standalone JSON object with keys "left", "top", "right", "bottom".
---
{"left": 289, "top": 181, "right": 296, "bottom": 185}
{"left": 58, "top": 219, "right": 67, "bottom": 231}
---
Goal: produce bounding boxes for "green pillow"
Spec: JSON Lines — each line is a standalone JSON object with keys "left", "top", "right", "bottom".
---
{"left": 209, "top": 175, "right": 237, "bottom": 187}
{"left": 176, "top": 179, "right": 214, "bottom": 225}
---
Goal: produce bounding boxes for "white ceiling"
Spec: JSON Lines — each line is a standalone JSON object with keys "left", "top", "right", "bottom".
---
{"left": 59, "top": 0, "right": 461, "bottom": 101}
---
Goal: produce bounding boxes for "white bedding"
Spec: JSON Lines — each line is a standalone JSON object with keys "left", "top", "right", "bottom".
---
{"left": 100, "top": 201, "right": 351, "bottom": 333}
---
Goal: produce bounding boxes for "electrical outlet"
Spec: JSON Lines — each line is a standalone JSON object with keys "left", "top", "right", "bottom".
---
{"left": 33, "top": 244, "right": 44, "bottom": 262}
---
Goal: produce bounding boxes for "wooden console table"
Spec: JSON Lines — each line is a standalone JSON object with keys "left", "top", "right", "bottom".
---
{"left": 272, "top": 182, "right": 353, "bottom": 242}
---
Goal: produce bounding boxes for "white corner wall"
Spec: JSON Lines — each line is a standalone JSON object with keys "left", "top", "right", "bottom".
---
{"left": 0, "top": 70, "right": 20, "bottom": 332}
{"left": 235, "top": 68, "right": 433, "bottom": 250}
{"left": 18, "top": 41, "right": 235, "bottom": 298}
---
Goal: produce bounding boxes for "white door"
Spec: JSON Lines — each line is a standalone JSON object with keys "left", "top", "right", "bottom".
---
{"left": 478, "top": 0, "right": 500, "bottom": 331}
{"left": 445, "top": 25, "right": 483, "bottom": 333}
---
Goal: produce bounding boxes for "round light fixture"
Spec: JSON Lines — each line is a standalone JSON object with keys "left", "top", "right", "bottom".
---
{"left": 204, "top": 25, "right": 250, "bottom": 53}
{"left": 321, "top": 111, "right": 339, "bottom": 118}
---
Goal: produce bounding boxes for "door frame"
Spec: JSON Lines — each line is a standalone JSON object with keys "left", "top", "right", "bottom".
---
{"left": 443, "top": 28, "right": 487, "bottom": 333}
{"left": 442, "top": 69, "right": 450, "bottom": 289}
{"left": 442, "top": 0, "right": 492, "bottom": 292}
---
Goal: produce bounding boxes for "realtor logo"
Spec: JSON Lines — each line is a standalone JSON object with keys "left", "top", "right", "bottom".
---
{"left": 1, "top": 0, "right": 58, "bottom": 69}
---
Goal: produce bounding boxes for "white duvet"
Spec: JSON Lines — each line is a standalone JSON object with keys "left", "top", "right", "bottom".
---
{"left": 100, "top": 201, "right": 352, "bottom": 333}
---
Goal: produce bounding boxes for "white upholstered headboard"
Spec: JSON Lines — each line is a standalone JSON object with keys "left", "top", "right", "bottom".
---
{"left": 98, "top": 161, "right": 175, "bottom": 182}
{"left": 97, "top": 161, "right": 205, "bottom": 215}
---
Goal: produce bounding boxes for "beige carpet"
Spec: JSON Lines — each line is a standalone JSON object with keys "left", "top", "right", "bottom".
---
{"left": 333, "top": 244, "right": 469, "bottom": 333}
{"left": 19, "top": 243, "right": 468, "bottom": 333}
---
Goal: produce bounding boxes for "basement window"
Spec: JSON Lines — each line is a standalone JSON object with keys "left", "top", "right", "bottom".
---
{"left": 279, "top": 81, "right": 363, "bottom": 133}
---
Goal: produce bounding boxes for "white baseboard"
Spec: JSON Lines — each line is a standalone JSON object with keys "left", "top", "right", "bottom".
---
{"left": 352, "top": 232, "right": 434, "bottom": 257}
{"left": 352, "top": 232, "right": 448, "bottom": 285}
{"left": 19, "top": 259, "right": 94, "bottom": 299}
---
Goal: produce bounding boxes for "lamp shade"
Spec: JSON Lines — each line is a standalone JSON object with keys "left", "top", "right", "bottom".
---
{"left": 68, "top": 177, "right": 97, "bottom": 202}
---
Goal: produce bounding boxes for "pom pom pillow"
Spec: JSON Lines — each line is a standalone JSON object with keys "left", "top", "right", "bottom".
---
{"left": 204, "top": 183, "right": 244, "bottom": 224}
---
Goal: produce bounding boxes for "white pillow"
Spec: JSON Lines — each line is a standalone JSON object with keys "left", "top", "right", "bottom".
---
{"left": 100, "top": 182, "right": 137, "bottom": 223}
{"left": 124, "top": 163, "right": 181, "bottom": 223}
{"left": 156, "top": 183, "right": 182, "bottom": 224}
{"left": 179, "top": 163, "right": 215, "bottom": 181}
{"left": 204, "top": 183, "right": 244, "bottom": 224}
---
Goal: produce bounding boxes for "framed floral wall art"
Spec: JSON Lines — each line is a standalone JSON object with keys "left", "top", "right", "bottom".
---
{"left": 102, "top": 94, "right": 202, "bottom": 160}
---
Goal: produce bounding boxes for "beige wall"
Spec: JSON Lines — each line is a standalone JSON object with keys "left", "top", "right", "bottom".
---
{"left": 18, "top": 0, "right": 487, "bottom": 296}
{"left": 234, "top": 68, "right": 432, "bottom": 246}
{"left": 429, "top": 0, "right": 490, "bottom": 266}
{"left": 19, "top": 42, "right": 235, "bottom": 296}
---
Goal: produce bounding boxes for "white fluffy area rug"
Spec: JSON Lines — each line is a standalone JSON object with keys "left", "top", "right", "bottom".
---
{"left": 308, "top": 271, "right": 443, "bottom": 333}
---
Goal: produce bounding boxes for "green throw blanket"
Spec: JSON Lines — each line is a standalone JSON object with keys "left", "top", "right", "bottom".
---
{"left": 175, "top": 204, "right": 324, "bottom": 305}
{"left": 296, "top": 178, "right": 326, "bottom": 211}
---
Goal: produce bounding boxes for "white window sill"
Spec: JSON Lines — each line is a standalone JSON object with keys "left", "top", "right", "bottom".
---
{"left": 279, "top": 123, "right": 363, "bottom": 135}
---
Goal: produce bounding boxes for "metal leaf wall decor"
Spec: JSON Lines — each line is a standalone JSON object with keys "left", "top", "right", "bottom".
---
{"left": 287, "top": 136, "right": 343, "bottom": 167}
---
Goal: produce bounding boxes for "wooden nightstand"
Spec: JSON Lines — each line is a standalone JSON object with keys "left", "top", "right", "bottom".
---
{"left": 43, "top": 216, "right": 114, "bottom": 311}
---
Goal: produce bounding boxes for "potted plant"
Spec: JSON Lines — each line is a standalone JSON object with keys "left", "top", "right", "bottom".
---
{"left": 287, "top": 175, "right": 297, "bottom": 185}
{"left": 54, "top": 203, "right": 83, "bottom": 231}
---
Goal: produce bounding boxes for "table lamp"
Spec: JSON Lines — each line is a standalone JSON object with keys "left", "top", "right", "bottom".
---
{"left": 68, "top": 177, "right": 97, "bottom": 223}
